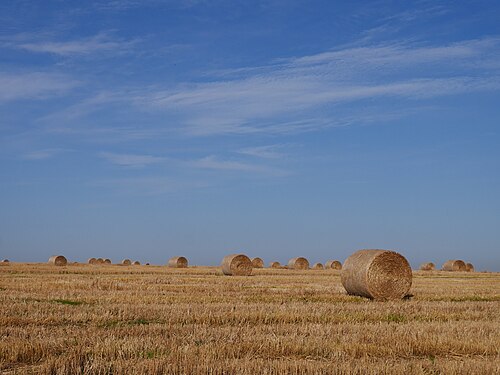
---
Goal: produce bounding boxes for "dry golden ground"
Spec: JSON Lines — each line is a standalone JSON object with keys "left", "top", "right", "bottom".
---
{"left": 0, "top": 263, "right": 499, "bottom": 374}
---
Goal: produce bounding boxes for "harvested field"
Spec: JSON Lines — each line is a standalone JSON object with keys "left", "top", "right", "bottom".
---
{"left": 0, "top": 264, "right": 499, "bottom": 374}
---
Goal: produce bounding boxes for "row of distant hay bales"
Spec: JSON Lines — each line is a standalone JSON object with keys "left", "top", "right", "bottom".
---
{"left": 44, "top": 255, "right": 188, "bottom": 268}
{"left": 223, "top": 250, "right": 413, "bottom": 301}
{"left": 420, "top": 260, "right": 474, "bottom": 272}
{"left": 262, "top": 258, "right": 342, "bottom": 270}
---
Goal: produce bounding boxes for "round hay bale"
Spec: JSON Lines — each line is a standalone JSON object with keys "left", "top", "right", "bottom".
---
{"left": 251, "top": 257, "right": 264, "bottom": 268}
{"left": 341, "top": 249, "right": 412, "bottom": 300}
{"left": 442, "top": 260, "right": 466, "bottom": 271}
{"left": 88, "top": 257, "right": 97, "bottom": 265}
{"left": 465, "top": 262, "right": 474, "bottom": 272}
{"left": 288, "top": 257, "right": 309, "bottom": 270}
{"left": 419, "top": 262, "right": 435, "bottom": 271}
{"left": 312, "top": 262, "right": 324, "bottom": 270}
{"left": 269, "top": 261, "right": 281, "bottom": 268}
{"left": 168, "top": 256, "right": 188, "bottom": 268}
{"left": 325, "top": 260, "right": 342, "bottom": 270}
{"left": 221, "top": 254, "right": 252, "bottom": 276}
{"left": 121, "top": 259, "right": 131, "bottom": 266}
{"left": 96, "top": 258, "right": 104, "bottom": 264}
{"left": 1, "top": 259, "right": 9, "bottom": 263}
{"left": 48, "top": 255, "right": 68, "bottom": 266}
{"left": 133, "top": 261, "right": 141, "bottom": 266}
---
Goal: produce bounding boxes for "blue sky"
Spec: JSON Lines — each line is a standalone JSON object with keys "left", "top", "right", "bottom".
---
{"left": 1, "top": 1, "right": 499, "bottom": 270}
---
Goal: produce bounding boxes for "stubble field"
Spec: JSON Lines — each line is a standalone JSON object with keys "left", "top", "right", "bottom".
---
{"left": 0, "top": 263, "right": 499, "bottom": 374}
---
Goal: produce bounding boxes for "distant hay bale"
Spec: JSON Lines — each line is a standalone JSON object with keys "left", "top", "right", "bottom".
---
{"left": 168, "top": 256, "right": 188, "bottom": 268}
{"left": 221, "top": 254, "right": 252, "bottom": 276}
{"left": 103, "top": 258, "right": 111, "bottom": 264}
{"left": 419, "top": 262, "right": 435, "bottom": 271}
{"left": 312, "top": 262, "right": 324, "bottom": 270}
{"left": 88, "top": 258, "right": 97, "bottom": 265}
{"left": 48, "top": 255, "right": 68, "bottom": 266}
{"left": 251, "top": 257, "right": 264, "bottom": 268}
{"left": 133, "top": 261, "right": 141, "bottom": 265}
{"left": 465, "top": 262, "right": 475, "bottom": 272}
{"left": 325, "top": 260, "right": 342, "bottom": 270}
{"left": 442, "top": 260, "right": 466, "bottom": 272}
{"left": 1, "top": 259, "right": 9, "bottom": 263}
{"left": 121, "top": 259, "right": 131, "bottom": 266}
{"left": 269, "top": 261, "right": 281, "bottom": 268}
{"left": 288, "top": 257, "right": 309, "bottom": 270}
{"left": 96, "top": 258, "right": 104, "bottom": 264}
{"left": 341, "top": 249, "right": 412, "bottom": 300}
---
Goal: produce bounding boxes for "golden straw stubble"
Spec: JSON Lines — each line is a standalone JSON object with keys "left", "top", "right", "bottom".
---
{"left": 341, "top": 249, "right": 412, "bottom": 300}
{"left": 221, "top": 254, "right": 252, "bottom": 276}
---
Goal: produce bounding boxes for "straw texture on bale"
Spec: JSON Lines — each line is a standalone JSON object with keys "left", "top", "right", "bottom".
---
{"left": 269, "top": 261, "right": 281, "bottom": 268}
{"left": 341, "top": 249, "right": 412, "bottom": 300}
{"left": 288, "top": 257, "right": 309, "bottom": 270}
{"left": 325, "top": 260, "right": 342, "bottom": 270}
{"left": 104, "top": 258, "right": 111, "bottom": 264}
{"left": 88, "top": 258, "right": 97, "bottom": 265}
{"left": 419, "top": 262, "right": 435, "bottom": 271}
{"left": 221, "top": 254, "right": 252, "bottom": 276}
{"left": 312, "top": 262, "right": 324, "bottom": 270}
{"left": 168, "top": 256, "right": 188, "bottom": 268}
{"left": 251, "top": 257, "right": 264, "bottom": 268}
{"left": 442, "top": 260, "right": 466, "bottom": 271}
{"left": 121, "top": 259, "right": 131, "bottom": 266}
{"left": 133, "top": 261, "right": 141, "bottom": 265}
{"left": 465, "top": 262, "right": 475, "bottom": 272}
{"left": 48, "top": 255, "right": 68, "bottom": 266}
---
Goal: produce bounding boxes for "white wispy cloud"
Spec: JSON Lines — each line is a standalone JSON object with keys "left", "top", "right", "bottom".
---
{"left": 22, "top": 148, "right": 69, "bottom": 160}
{"left": 137, "top": 37, "right": 500, "bottom": 136}
{"left": 99, "top": 152, "right": 166, "bottom": 167}
{"left": 3, "top": 32, "right": 136, "bottom": 56}
{"left": 0, "top": 72, "right": 79, "bottom": 102}
{"left": 238, "top": 144, "right": 287, "bottom": 159}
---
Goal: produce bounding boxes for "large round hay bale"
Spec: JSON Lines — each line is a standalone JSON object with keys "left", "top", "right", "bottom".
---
{"left": 419, "top": 262, "right": 435, "bottom": 271}
{"left": 88, "top": 257, "right": 97, "bottom": 265}
{"left": 465, "top": 262, "right": 474, "bottom": 272}
{"left": 96, "top": 258, "right": 104, "bottom": 264}
{"left": 442, "top": 260, "right": 466, "bottom": 271}
{"left": 133, "top": 261, "right": 141, "bottom": 265}
{"left": 288, "top": 257, "right": 309, "bottom": 270}
{"left": 251, "top": 257, "right": 264, "bottom": 268}
{"left": 221, "top": 254, "right": 252, "bottom": 276}
{"left": 1, "top": 259, "right": 9, "bottom": 263}
{"left": 312, "top": 262, "right": 324, "bottom": 270}
{"left": 121, "top": 259, "right": 131, "bottom": 266}
{"left": 269, "top": 261, "right": 281, "bottom": 268}
{"left": 325, "top": 260, "right": 342, "bottom": 270}
{"left": 168, "top": 256, "right": 188, "bottom": 268}
{"left": 48, "top": 255, "right": 68, "bottom": 266}
{"left": 341, "top": 249, "right": 412, "bottom": 300}
{"left": 103, "top": 258, "right": 111, "bottom": 264}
